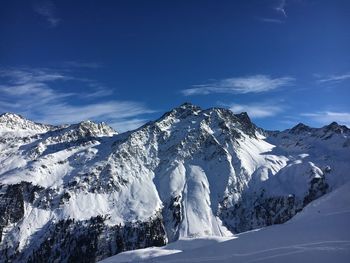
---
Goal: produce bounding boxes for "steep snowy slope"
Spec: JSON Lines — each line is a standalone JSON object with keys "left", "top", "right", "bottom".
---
{"left": 103, "top": 181, "right": 350, "bottom": 263}
{"left": 0, "top": 103, "right": 349, "bottom": 262}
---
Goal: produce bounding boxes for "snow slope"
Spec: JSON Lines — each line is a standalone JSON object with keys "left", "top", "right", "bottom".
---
{"left": 101, "top": 181, "right": 350, "bottom": 263}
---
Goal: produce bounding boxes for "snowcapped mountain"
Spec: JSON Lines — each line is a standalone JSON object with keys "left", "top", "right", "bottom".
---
{"left": 0, "top": 103, "right": 349, "bottom": 262}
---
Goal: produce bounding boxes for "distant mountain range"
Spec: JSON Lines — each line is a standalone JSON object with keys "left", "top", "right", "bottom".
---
{"left": 1, "top": 103, "right": 349, "bottom": 262}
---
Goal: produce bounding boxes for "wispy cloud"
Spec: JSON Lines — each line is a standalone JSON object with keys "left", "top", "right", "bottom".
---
{"left": 227, "top": 102, "right": 284, "bottom": 118}
{"left": 0, "top": 68, "right": 68, "bottom": 84}
{"left": 36, "top": 102, "right": 153, "bottom": 131}
{"left": 301, "top": 111, "right": 350, "bottom": 127}
{"left": 257, "top": 17, "right": 284, "bottom": 24}
{"left": 182, "top": 75, "right": 294, "bottom": 96}
{"left": 0, "top": 67, "right": 154, "bottom": 132}
{"left": 275, "top": 0, "right": 287, "bottom": 18}
{"left": 258, "top": 0, "right": 288, "bottom": 24}
{"left": 82, "top": 87, "right": 113, "bottom": 99}
{"left": 33, "top": 0, "right": 60, "bottom": 27}
{"left": 317, "top": 73, "right": 350, "bottom": 84}
{"left": 62, "top": 61, "right": 103, "bottom": 69}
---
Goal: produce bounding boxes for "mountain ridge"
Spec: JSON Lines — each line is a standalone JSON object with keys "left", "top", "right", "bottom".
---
{"left": 0, "top": 103, "right": 349, "bottom": 262}
{"left": 2, "top": 103, "right": 348, "bottom": 135}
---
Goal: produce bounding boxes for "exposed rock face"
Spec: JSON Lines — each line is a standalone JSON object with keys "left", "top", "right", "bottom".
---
{"left": 219, "top": 160, "right": 331, "bottom": 233}
{"left": 220, "top": 180, "right": 328, "bottom": 234}
{"left": 24, "top": 215, "right": 166, "bottom": 263}
{"left": 0, "top": 103, "right": 349, "bottom": 262}
{"left": 0, "top": 184, "right": 25, "bottom": 243}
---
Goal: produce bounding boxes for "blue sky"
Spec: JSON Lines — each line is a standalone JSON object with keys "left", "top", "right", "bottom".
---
{"left": 0, "top": 0, "right": 349, "bottom": 132}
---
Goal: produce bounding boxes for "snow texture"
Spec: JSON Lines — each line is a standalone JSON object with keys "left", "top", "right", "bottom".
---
{"left": 0, "top": 104, "right": 349, "bottom": 262}
{"left": 101, "top": 181, "right": 350, "bottom": 263}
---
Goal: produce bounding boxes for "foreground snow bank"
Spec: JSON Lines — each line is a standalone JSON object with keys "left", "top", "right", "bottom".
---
{"left": 99, "top": 236, "right": 234, "bottom": 263}
{"left": 100, "top": 182, "right": 350, "bottom": 263}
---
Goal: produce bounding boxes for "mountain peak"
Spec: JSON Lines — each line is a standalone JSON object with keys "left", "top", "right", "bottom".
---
{"left": 326, "top": 121, "right": 340, "bottom": 129}
{"left": 0, "top": 112, "right": 26, "bottom": 121}
{"left": 0, "top": 113, "right": 52, "bottom": 137}
{"left": 159, "top": 103, "right": 202, "bottom": 121}
{"left": 155, "top": 104, "right": 259, "bottom": 138}
{"left": 323, "top": 121, "right": 349, "bottom": 134}
{"left": 290, "top": 123, "right": 311, "bottom": 134}
{"left": 73, "top": 120, "right": 117, "bottom": 137}
{"left": 234, "top": 111, "right": 250, "bottom": 122}
{"left": 0, "top": 112, "right": 45, "bottom": 127}
{"left": 178, "top": 102, "right": 201, "bottom": 111}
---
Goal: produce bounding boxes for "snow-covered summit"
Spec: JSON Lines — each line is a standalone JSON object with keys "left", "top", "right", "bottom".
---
{"left": 67, "top": 120, "right": 117, "bottom": 137}
{"left": 0, "top": 112, "right": 116, "bottom": 139}
{"left": 153, "top": 103, "right": 258, "bottom": 140}
{"left": 0, "top": 112, "right": 52, "bottom": 137}
{"left": 177, "top": 102, "right": 202, "bottom": 112}
{"left": 0, "top": 112, "right": 26, "bottom": 122}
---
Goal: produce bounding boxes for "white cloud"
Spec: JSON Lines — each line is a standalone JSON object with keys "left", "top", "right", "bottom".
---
{"left": 317, "top": 73, "right": 350, "bottom": 84}
{"left": 301, "top": 111, "right": 350, "bottom": 127}
{"left": 0, "top": 68, "right": 154, "bottom": 132}
{"left": 36, "top": 102, "right": 153, "bottom": 125}
{"left": 183, "top": 75, "right": 294, "bottom": 96}
{"left": 228, "top": 103, "right": 284, "bottom": 118}
{"left": 33, "top": 0, "right": 60, "bottom": 27}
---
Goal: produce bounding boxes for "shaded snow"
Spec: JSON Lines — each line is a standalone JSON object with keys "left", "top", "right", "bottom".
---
{"left": 100, "top": 182, "right": 350, "bottom": 263}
